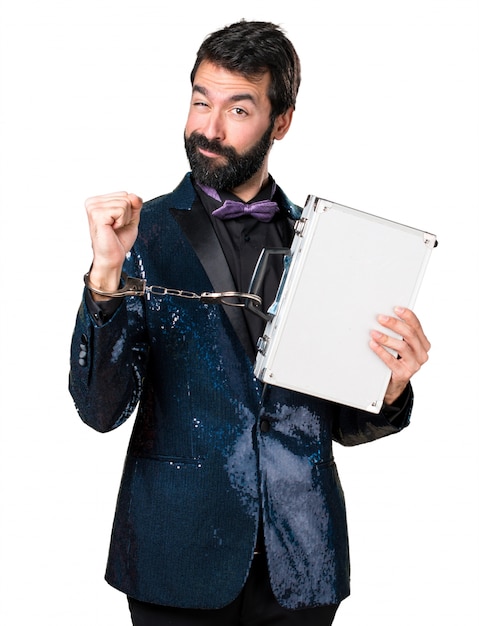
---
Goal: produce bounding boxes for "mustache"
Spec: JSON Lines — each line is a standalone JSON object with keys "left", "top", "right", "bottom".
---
{"left": 187, "top": 132, "right": 238, "bottom": 159}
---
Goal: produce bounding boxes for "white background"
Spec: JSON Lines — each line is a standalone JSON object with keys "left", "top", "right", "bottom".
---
{"left": 1, "top": 0, "right": 478, "bottom": 624}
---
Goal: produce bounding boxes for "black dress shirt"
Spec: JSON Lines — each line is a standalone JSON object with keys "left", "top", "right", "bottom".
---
{"left": 193, "top": 176, "right": 294, "bottom": 354}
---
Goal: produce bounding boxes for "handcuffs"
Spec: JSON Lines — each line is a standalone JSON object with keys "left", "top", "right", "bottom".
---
{"left": 84, "top": 271, "right": 263, "bottom": 308}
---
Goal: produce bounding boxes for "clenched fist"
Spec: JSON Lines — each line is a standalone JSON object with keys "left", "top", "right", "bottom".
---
{"left": 85, "top": 191, "right": 143, "bottom": 300}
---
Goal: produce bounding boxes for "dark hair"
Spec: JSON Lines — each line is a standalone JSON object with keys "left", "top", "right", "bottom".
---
{"left": 190, "top": 20, "right": 301, "bottom": 120}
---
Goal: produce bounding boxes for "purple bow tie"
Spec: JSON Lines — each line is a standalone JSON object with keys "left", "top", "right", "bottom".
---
{"left": 197, "top": 183, "right": 280, "bottom": 222}
{"left": 212, "top": 199, "right": 280, "bottom": 222}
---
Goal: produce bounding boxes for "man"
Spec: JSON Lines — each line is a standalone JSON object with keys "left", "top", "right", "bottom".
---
{"left": 69, "top": 20, "right": 430, "bottom": 626}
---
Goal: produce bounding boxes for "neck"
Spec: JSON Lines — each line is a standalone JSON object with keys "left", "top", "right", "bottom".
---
{"left": 230, "top": 162, "right": 270, "bottom": 202}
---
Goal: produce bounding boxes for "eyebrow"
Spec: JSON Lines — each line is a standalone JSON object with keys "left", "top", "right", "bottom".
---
{"left": 192, "top": 84, "right": 257, "bottom": 105}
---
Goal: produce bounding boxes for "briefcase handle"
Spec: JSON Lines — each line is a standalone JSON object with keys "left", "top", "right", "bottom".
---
{"left": 246, "top": 247, "right": 291, "bottom": 321}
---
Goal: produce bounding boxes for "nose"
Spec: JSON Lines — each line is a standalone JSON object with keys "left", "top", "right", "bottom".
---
{"left": 201, "top": 110, "right": 226, "bottom": 143}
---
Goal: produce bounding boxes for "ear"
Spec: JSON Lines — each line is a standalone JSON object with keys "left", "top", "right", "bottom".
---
{"left": 272, "top": 107, "right": 294, "bottom": 141}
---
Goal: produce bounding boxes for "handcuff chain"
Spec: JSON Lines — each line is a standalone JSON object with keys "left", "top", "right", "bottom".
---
{"left": 147, "top": 285, "right": 201, "bottom": 299}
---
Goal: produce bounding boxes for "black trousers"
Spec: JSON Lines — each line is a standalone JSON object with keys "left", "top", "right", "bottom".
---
{"left": 128, "top": 554, "right": 339, "bottom": 626}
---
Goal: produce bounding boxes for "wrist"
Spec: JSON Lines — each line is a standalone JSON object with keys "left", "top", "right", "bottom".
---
{"left": 383, "top": 382, "right": 407, "bottom": 407}
{"left": 84, "top": 269, "right": 146, "bottom": 300}
{"left": 85, "top": 265, "right": 122, "bottom": 301}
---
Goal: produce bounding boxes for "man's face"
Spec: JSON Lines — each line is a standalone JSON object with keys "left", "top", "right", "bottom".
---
{"left": 184, "top": 61, "right": 276, "bottom": 191}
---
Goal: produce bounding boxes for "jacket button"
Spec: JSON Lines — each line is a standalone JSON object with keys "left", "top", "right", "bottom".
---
{"left": 79, "top": 338, "right": 88, "bottom": 367}
{"left": 260, "top": 419, "right": 271, "bottom": 433}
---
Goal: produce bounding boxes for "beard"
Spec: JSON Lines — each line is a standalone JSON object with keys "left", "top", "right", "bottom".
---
{"left": 184, "top": 120, "right": 275, "bottom": 191}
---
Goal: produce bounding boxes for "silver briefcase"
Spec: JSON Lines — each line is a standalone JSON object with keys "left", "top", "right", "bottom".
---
{"left": 250, "top": 195, "right": 437, "bottom": 413}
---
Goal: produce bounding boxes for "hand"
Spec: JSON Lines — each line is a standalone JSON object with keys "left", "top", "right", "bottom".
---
{"left": 369, "top": 307, "right": 431, "bottom": 405}
{"left": 85, "top": 191, "right": 143, "bottom": 298}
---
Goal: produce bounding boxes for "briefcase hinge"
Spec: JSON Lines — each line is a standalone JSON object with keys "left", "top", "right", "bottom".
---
{"left": 257, "top": 335, "right": 269, "bottom": 355}
{"left": 294, "top": 217, "right": 307, "bottom": 237}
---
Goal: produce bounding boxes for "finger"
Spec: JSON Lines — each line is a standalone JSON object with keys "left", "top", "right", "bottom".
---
{"left": 370, "top": 325, "right": 429, "bottom": 368}
{"left": 85, "top": 192, "right": 142, "bottom": 213}
{"left": 86, "top": 200, "right": 131, "bottom": 229}
{"left": 370, "top": 329, "right": 406, "bottom": 357}
{"left": 393, "top": 307, "right": 431, "bottom": 351}
{"left": 126, "top": 193, "right": 143, "bottom": 225}
{"left": 127, "top": 193, "right": 143, "bottom": 211}
{"left": 377, "top": 308, "right": 431, "bottom": 355}
{"left": 369, "top": 337, "right": 421, "bottom": 385}
{"left": 85, "top": 191, "right": 129, "bottom": 203}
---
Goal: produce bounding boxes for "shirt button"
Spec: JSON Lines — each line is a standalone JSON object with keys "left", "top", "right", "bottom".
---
{"left": 260, "top": 419, "right": 271, "bottom": 433}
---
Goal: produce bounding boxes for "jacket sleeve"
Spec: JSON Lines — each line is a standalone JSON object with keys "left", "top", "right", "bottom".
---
{"left": 331, "top": 383, "right": 414, "bottom": 446}
{"left": 68, "top": 287, "right": 149, "bottom": 433}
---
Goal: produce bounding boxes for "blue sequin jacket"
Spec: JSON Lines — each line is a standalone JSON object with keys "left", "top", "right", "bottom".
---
{"left": 69, "top": 173, "right": 413, "bottom": 610}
